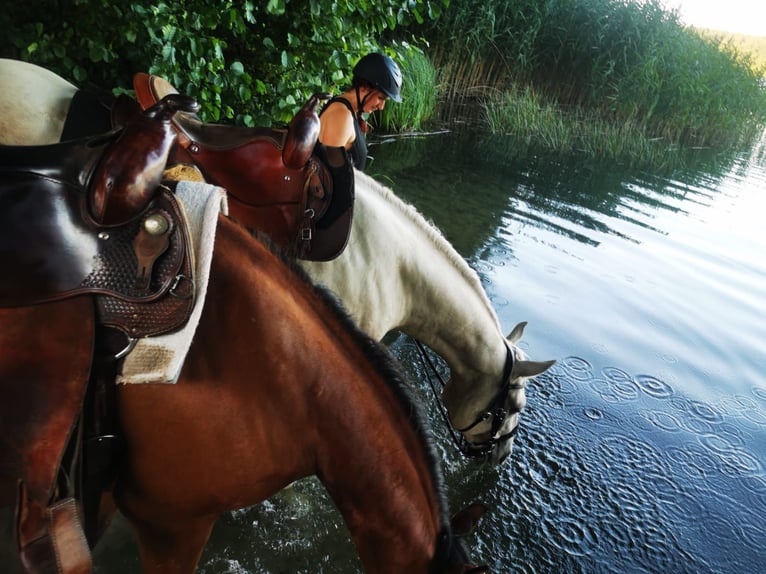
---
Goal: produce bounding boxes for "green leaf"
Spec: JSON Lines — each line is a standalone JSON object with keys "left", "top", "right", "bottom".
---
{"left": 266, "top": 0, "right": 285, "bottom": 15}
{"left": 238, "top": 84, "right": 252, "bottom": 101}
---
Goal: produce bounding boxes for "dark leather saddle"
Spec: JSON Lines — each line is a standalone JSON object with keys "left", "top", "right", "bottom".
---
{"left": 132, "top": 72, "right": 354, "bottom": 261}
{"left": 0, "top": 94, "right": 200, "bottom": 573}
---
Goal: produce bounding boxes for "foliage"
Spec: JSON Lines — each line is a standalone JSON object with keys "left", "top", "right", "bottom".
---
{"left": 415, "top": 0, "right": 766, "bottom": 148}
{"left": 482, "top": 87, "right": 697, "bottom": 170}
{"left": 376, "top": 47, "right": 438, "bottom": 132}
{"left": 0, "top": 0, "right": 448, "bottom": 126}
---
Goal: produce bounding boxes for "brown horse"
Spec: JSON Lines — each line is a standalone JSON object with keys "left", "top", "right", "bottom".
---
{"left": 2, "top": 212, "right": 489, "bottom": 573}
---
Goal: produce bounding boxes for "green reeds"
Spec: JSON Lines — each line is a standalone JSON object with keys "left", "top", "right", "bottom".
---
{"left": 375, "top": 47, "right": 438, "bottom": 133}
{"left": 417, "top": 0, "right": 766, "bottom": 152}
{"left": 482, "top": 88, "right": 690, "bottom": 169}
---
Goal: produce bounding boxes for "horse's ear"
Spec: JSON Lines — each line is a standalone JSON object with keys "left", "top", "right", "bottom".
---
{"left": 505, "top": 321, "right": 528, "bottom": 344}
{"left": 511, "top": 359, "right": 556, "bottom": 379}
{"left": 450, "top": 502, "right": 489, "bottom": 536}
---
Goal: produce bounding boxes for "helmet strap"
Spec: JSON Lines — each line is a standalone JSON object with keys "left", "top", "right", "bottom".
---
{"left": 355, "top": 86, "right": 369, "bottom": 133}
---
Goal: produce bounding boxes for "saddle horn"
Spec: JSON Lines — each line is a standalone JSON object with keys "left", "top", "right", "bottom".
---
{"left": 88, "top": 93, "right": 199, "bottom": 225}
{"left": 282, "top": 92, "right": 330, "bottom": 169}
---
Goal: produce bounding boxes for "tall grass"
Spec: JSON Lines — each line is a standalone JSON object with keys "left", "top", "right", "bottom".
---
{"left": 414, "top": 0, "right": 766, "bottom": 152}
{"left": 482, "top": 87, "right": 686, "bottom": 168}
{"left": 375, "top": 47, "right": 438, "bottom": 132}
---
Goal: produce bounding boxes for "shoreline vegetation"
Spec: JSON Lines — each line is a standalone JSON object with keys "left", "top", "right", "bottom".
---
{"left": 3, "top": 0, "right": 765, "bottom": 170}
{"left": 379, "top": 0, "right": 766, "bottom": 169}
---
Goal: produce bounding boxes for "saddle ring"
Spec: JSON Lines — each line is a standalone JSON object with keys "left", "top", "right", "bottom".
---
{"left": 169, "top": 274, "right": 195, "bottom": 299}
{"left": 115, "top": 337, "right": 138, "bottom": 360}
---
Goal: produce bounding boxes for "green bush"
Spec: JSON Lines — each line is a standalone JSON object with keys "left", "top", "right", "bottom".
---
{"left": 0, "top": 0, "right": 447, "bottom": 126}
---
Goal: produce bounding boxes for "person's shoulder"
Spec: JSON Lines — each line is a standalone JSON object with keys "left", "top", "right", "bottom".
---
{"left": 319, "top": 100, "right": 356, "bottom": 147}
{"left": 321, "top": 102, "right": 354, "bottom": 128}
{"left": 322, "top": 98, "right": 353, "bottom": 116}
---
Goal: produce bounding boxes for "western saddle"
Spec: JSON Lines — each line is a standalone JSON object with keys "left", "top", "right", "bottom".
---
{"left": 0, "top": 93, "right": 199, "bottom": 573}
{"left": 133, "top": 73, "right": 355, "bottom": 261}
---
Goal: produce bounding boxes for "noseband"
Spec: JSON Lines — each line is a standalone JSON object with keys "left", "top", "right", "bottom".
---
{"left": 415, "top": 339, "right": 523, "bottom": 458}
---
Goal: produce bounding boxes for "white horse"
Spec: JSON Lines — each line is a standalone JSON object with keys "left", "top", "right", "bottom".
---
{"left": 0, "top": 58, "right": 554, "bottom": 464}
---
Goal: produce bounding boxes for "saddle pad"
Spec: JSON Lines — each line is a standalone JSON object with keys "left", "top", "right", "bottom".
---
{"left": 117, "top": 181, "right": 228, "bottom": 384}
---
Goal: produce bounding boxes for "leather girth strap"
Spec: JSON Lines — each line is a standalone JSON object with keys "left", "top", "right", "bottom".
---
{"left": 1, "top": 298, "right": 95, "bottom": 573}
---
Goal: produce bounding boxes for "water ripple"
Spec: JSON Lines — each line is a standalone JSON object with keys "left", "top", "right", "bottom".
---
{"left": 687, "top": 400, "right": 725, "bottom": 424}
{"left": 601, "top": 366, "right": 633, "bottom": 383}
{"left": 488, "top": 293, "right": 509, "bottom": 307}
{"left": 739, "top": 407, "right": 766, "bottom": 428}
{"left": 634, "top": 374, "right": 675, "bottom": 399}
{"left": 587, "top": 377, "right": 640, "bottom": 403}
{"left": 582, "top": 406, "right": 603, "bottom": 421}
{"left": 718, "top": 394, "right": 760, "bottom": 413}
{"left": 717, "top": 448, "right": 764, "bottom": 478}
{"left": 665, "top": 443, "right": 718, "bottom": 478}
{"left": 640, "top": 409, "right": 684, "bottom": 432}
{"left": 738, "top": 521, "right": 766, "bottom": 555}
{"left": 557, "top": 356, "right": 593, "bottom": 381}
{"left": 699, "top": 432, "right": 736, "bottom": 454}
{"left": 541, "top": 515, "right": 599, "bottom": 557}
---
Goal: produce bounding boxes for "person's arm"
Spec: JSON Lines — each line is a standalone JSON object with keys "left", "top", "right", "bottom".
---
{"left": 318, "top": 102, "right": 356, "bottom": 149}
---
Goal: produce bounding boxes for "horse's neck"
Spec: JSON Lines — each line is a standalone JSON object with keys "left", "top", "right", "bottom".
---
{"left": 304, "top": 172, "right": 508, "bottom": 379}
{"left": 317, "top": 384, "right": 444, "bottom": 573}
{"left": 212, "top": 221, "right": 444, "bottom": 572}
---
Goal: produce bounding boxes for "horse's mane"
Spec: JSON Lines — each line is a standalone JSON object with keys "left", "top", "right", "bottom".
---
{"left": 358, "top": 170, "right": 502, "bottom": 330}
{"left": 242, "top": 223, "right": 451, "bottom": 523}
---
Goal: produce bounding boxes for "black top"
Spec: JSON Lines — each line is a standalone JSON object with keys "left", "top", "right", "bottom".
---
{"left": 320, "top": 96, "right": 367, "bottom": 171}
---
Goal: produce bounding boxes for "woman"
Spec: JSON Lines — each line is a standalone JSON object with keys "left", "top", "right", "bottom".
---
{"left": 318, "top": 52, "right": 402, "bottom": 171}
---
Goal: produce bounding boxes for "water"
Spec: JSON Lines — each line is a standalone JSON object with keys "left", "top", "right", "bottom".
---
{"left": 367, "top": 130, "right": 766, "bottom": 573}
{"left": 3, "top": 131, "right": 764, "bottom": 572}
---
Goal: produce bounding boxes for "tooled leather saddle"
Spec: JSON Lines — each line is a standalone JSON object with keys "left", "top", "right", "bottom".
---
{"left": 0, "top": 94, "right": 199, "bottom": 573}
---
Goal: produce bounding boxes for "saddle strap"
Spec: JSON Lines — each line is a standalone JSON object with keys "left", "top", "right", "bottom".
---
{"left": 16, "top": 488, "right": 92, "bottom": 574}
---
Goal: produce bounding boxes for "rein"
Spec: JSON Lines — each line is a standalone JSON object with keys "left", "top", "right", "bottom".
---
{"left": 414, "top": 339, "right": 522, "bottom": 459}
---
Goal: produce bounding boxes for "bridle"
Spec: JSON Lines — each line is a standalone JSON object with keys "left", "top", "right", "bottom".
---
{"left": 414, "top": 339, "right": 524, "bottom": 458}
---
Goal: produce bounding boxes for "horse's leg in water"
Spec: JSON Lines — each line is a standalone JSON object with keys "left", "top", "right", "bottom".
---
{"left": 126, "top": 513, "right": 216, "bottom": 574}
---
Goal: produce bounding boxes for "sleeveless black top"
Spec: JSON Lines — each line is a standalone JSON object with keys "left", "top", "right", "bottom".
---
{"left": 320, "top": 96, "right": 368, "bottom": 171}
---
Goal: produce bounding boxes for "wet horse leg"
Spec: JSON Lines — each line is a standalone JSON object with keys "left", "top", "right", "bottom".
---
{"left": 128, "top": 514, "right": 216, "bottom": 574}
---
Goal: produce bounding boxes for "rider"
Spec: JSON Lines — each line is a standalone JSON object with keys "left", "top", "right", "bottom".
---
{"left": 318, "top": 52, "right": 403, "bottom": 171}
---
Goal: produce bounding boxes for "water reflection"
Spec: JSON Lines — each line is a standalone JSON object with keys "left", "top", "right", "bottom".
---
{"left": 368, "top": 131, "right": 747, "bottom": 253}
{"left": 371, "top": 130, "right": 766, "bottom": 573}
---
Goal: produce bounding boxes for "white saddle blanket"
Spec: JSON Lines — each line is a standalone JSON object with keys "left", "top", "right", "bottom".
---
{"left": 117, "top": 181, "right": 228, "bottom": 384}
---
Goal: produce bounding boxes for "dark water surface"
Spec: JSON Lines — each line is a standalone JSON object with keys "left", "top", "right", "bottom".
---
{"left": 3, "top": 131, "right": 764, "bottom": 573}
{"left": 368, "top": 130, "right": 766, "bottom": 573}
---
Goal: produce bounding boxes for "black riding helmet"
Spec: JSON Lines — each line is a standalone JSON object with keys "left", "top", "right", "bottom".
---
{"left": 352, "top": 53, "right": 403, "bottom": 103}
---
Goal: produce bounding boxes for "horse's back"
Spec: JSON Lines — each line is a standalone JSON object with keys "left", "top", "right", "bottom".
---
{"left": 0, "top": 58, "right": 75, "bottom": 145}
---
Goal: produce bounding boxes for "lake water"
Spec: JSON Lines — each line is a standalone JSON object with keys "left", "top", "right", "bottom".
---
{"left": 368, "top": 130, "right": 766, "bottom": 573}
{"left": 3, "top": 130, "right": 764, "bottom": 573}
